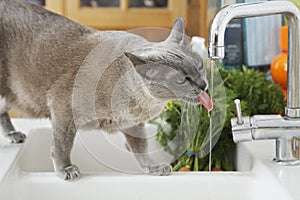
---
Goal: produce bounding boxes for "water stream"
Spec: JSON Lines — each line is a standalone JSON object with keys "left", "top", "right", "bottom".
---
{"left": 208, "top": 59, "right": 215, "bottom": 200}
{"left": 208, "top": 59, "right": 215, "bottom": 172}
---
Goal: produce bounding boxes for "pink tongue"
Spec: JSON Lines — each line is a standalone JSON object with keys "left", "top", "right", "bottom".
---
{"left": 197, "top": 91, "right": 213, "bottom": 111}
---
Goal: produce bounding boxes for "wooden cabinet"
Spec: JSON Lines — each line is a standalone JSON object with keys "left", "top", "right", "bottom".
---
{"left": 45, "top": 0, "right": 187, "bottom": 30}
{"left": 44, "top": 0, "right": 208, "bottom": 38}
{"left": 45, "top": 0, "right": 65, "bottom": 15}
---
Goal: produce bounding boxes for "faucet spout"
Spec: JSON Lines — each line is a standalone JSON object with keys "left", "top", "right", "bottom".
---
{"left": 208, "top": 1, "right": 300, "bottom": 118}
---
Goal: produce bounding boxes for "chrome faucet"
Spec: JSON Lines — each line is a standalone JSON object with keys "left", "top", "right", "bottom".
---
{"left": 208, "top": 1, "right": 300, "bottom": 165}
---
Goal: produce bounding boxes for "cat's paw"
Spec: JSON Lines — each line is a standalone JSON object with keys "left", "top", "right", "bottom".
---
{"left": 57, "top": 165, "right": 81, "bottom": 181}
{"left": 7, "top": 131, "right": 26, "bottom": 143}
{"left": 149, "top": 164, "right": 172, "bottom": 176}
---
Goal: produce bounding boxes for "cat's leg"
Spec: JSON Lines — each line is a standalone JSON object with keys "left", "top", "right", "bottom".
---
{"left": 50, "top": 114, "right": 80, "bottom": 181}
{"left": 0, "top": 98, "right": 26, "bottom": 143}
{"left": 123, "top": 124, "right": 172, "bottom": 176}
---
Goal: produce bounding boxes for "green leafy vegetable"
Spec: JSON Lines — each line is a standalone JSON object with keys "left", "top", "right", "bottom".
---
{"left": 151, "top": 66, "right": 284, "bottom": 171}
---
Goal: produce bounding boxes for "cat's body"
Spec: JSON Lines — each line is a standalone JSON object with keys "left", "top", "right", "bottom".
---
{"left": 0, "top": 0, "right": 209, "bottom": 180}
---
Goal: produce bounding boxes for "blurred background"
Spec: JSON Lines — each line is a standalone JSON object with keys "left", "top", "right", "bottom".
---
{"left": 22, "top": 0, "right": 293, "bottom": 69}
{"left": 23, "top": 0, "right": 207, "bottom": 40}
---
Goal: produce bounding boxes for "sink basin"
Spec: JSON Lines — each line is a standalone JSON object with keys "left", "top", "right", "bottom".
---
{"left": 0, "top": 119, "right": 298, "bottom": 200}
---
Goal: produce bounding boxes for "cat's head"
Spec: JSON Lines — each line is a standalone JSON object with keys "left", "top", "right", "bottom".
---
{"left": 125, "top": 17, "right": 211, "bottom": 109}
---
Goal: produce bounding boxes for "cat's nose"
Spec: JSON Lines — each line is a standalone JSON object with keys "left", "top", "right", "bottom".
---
{"left": 198, "top": 80, "right": 207, "bottom": 91}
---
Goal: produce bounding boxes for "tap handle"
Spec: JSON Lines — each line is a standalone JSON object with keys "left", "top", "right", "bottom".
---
{"left": 234, "top": 99, "right": 244, "bottom": 125}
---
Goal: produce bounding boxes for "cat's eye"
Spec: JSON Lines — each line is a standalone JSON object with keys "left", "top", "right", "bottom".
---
{"left": 176, "top": 78, "right": 187, "bottom": 84}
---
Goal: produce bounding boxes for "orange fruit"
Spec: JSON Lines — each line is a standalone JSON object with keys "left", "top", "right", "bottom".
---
{"left": 280, "top": 26, "right": 288, "bottom": 52}
{"left": 271, "top": 52, "right": 287, "bottom": 89}
{"left": 280, "top": 87, "right": 287, "bottom": 101}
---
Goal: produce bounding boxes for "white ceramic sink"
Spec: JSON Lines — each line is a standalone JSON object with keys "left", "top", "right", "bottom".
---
{"left": 0, "top": 119, "right": 299, "bottom": 200}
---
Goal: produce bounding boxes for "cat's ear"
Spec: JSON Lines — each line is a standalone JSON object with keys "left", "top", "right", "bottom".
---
{"left": 135, "top": 65, "right": 161, "bottom": 80}
{"left": 124, "top": 52, "right": 157, "bottom": 79}
{"left": 166, "top": 17, "right": 186, "bottom": 44}
{"left": 124, "top": 52, "right": 147, "bottom": 66}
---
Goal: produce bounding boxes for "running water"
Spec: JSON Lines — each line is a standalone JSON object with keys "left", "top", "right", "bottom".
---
{"left": 208, "top": 59, "right": 215, "bottom": 200}
{"left": 208, "top": 59, "right": 215, "bottom": 172}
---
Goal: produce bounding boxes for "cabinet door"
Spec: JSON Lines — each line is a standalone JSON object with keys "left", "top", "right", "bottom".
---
{"left": 45, "top": 0, "right": 65, "bottom": 15}
{"left": 65, "top": 0, "right": 187, "bottom": 30}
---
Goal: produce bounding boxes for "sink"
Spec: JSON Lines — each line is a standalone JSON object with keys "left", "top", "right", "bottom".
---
{"left": 0, "top": 119, "right": 298, "bottom": 200}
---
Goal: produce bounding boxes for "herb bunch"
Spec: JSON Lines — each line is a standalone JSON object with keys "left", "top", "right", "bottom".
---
{"left": 152, "top": 66, "right": 285, "bottom": 171}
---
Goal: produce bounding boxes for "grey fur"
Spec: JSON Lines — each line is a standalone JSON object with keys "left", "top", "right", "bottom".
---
{"left": 0, "top": 0, "right": 207, "bottom": 180}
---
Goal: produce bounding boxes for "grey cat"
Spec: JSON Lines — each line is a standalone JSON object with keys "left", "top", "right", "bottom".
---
{"left": 0, "top": 0, "right": 212, "bottom": 180}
